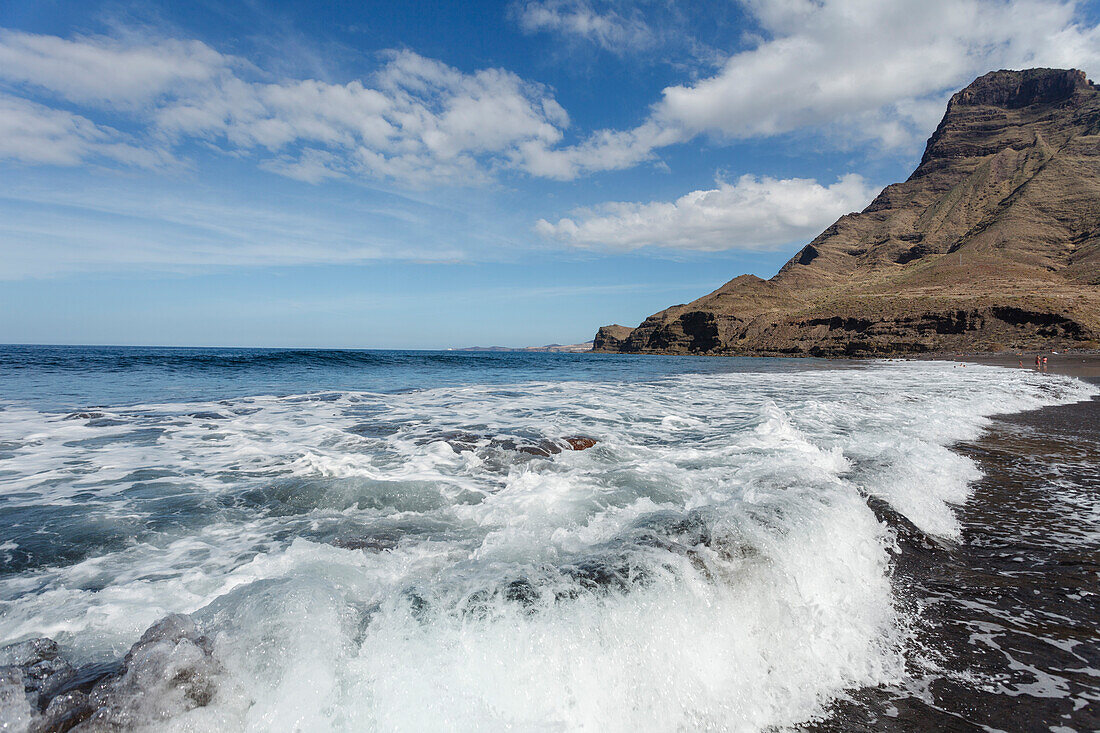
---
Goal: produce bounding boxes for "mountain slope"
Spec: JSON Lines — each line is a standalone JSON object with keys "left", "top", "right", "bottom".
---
{"left": 594, "top": 68, "right": 1100, "bottom": 356}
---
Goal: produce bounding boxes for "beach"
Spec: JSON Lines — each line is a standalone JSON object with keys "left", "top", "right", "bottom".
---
{"left": 817, "top": 371, "right": 1100, "bottom": 730}
{"left": 0, "top": 347, "right": 1097, "bottom": 731}
{"left": 934, "top": 351, "right": 1100, "bottom": 378}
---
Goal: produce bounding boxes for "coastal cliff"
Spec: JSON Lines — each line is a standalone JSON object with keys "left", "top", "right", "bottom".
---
{"left": 593, "top": 68, "right": 1100, "bottom": 356}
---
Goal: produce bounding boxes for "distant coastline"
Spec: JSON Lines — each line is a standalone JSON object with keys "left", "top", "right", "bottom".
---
{"left": 450, "top": 341, "right": 594, "bottom": 353}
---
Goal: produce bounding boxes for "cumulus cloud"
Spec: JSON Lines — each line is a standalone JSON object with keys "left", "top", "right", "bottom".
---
{"left": 547, "top": 0, "right": 1100, "bottom": 168}
{"left": 512, "top": 0, "right": 656, "bottom": 54}
{"left": 516, "top": 119, "right": 682, "bottom": 180}
{"left": 0, "top": 30, "right": 569, "bottom": 185}
{"left": 653, "top": 0, "right": 1100, "bottom": 149}
{"left": 2, "top": 1, "right": 1099, "bottom": 184}
{"left": 535, "top": 173, "right": 877, "bottom": 251}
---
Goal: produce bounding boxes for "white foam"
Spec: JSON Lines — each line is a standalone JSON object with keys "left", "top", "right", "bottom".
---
{"left": 0, "top": 361, "right": 1093, "bottom": 731}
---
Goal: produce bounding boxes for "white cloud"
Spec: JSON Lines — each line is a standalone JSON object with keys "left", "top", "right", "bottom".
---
{"left": 0, "top": 31, "right": 569, "bottom": 185}
{"left": 0, "top": 29, "right": 229, "bottom": 106}
{"left": 516, "top": 119, "right": 682, "bottom": 180}
{"left": 535, "top": 173, "right": 877, "bottom": 251}
{"left": 1, "top": 1, "right": 1098, "bottom": 184}
{"left": 653, "top": 0, "right": 1100, "bottom": 149}
{"left": 512, "top": 0, "right": 656, "bottom": 54}
{"left": 544, "top": 0, "right": 1100, "bottom": 169}
{"left": 0, "top": 94, "right": 170, "bottom": 168}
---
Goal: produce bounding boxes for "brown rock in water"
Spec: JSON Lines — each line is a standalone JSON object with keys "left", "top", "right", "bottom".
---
{"left": 593, "top": 69, "right": 1100, "bottom": 356}
{"left": 564, "top": 437, "right": 597, "bottom": 451}
{"left": 518, "top": 436, "right": 598, "bottom": 456}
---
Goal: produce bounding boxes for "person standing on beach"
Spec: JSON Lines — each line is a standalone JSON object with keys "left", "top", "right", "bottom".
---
{"left": 1035, "top": 354, "right": 1041, "bottom": 369}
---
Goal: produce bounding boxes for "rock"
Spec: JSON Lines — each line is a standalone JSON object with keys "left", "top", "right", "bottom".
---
{"left": 31, "top": 691, "right": 93, "bottom": 733}
{"left": 0, "top": 667, "right": 34, "bottom": 733}
{"left": 433, "top": 432, "right": 596, "bottom": 457}
{"left": 0, "top": 639, "right": 60, "bottom": 668}
{"left": 0, "top": 617, "right": 221, "bottom": 733}
{"left": 594, "top": 68, "right": 1100, "bottom": 356}
{"left": 517, "top": 436, "right": 597, "bottom": 456}
{"left": 75, "top": 614, "right": 220, "bottom": 731}
{"left": 564, "top": 437, "right": 597, "bottom": 451}
{"left": 592, "top": 325, "right": 635, "bottom": 351}
{"left": 0, "top": 638, "right": 76, "bottom": 714}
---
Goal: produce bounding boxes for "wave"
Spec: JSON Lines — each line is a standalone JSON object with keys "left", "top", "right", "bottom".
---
{"left": 0, "top": 361, "right": 1093, "bottom": 731}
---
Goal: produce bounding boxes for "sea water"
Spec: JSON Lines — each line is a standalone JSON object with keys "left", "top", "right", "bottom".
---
{"left": 0, "top": 346, "right": 1094, "bottom": 731}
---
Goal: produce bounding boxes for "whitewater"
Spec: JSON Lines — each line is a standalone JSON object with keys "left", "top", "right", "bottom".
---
{"left": 0, "top": 349, "right": 1094, "bottom": 731}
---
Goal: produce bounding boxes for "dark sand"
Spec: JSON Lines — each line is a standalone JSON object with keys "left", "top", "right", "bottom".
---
{"left": 934, "top": 351, "right": 1100, "bottom": 378}
{"left": 815, "top": 370, "right": 1100, "bottom": 731}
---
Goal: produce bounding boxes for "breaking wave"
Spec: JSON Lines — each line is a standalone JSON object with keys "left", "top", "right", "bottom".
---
{"left": 0, "top": 356, "right": 1093, "bottom": 731}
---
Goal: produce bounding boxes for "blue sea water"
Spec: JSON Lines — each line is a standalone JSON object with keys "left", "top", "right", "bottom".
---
{"left": 0, "top": 345, "right": 1094, "bottom": 731}
{"left": 0, "top": 345, "right": 834, "bottom": 410}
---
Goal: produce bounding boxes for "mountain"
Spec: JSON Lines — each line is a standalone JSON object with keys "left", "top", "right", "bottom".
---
{"left": 593, "top": 68, "right": 1100, "bottom": 356}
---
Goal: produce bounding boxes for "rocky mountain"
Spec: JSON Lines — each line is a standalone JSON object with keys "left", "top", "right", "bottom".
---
{"left": 593, "top": 68, "right": 1100, "bottom": 356}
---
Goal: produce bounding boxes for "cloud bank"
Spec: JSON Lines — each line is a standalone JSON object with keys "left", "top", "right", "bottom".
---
{"left": 655, "top": 0, "right": 1100, "bottom": 149}
{"left": 531, "top": 0, "right": 1100, "bottom": 251}
{"left": 537, "top": 0, "right": 1100, "bottom": 176}
{"left": 535, "top": 174, "right": 878, "bottom": 251}
{"left": 2, "top": 1, "right": 1097, "bottom": 186}
{"left": 0, "top": 30, "right": 570, "bottom": 186}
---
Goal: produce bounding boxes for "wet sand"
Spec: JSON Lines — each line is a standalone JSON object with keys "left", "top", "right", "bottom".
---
{"left": 815, "top": 374, "right": 1100, "bottom": 731}
{"left": 933, "top": 352, "right": 1100, "bottom": 378}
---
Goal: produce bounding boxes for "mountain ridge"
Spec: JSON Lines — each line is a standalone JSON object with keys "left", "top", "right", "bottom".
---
{"left": 593, "top": 68, "right": 1100, "bottom": 356}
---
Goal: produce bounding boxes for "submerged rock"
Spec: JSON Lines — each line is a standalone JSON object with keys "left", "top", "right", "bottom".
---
{"left": 0, "top": 615, "right": 220, "bottom": 733}
{"left": 78, "top": 614, "right": 220, "bottom": 730}
{"left": 563, "top": 437, "right": 597, "bottom": 451}
{"left": 0, "top": 666, "right": 35, "bottom": 732}
{"left": 0, "top": 638, "right": 76, "bottom": 714}
{"left": 35, "top": 691, "right": 94, "bottom": 733}
{"left": 434, "top": 431, "right": 598, "bottom": 457}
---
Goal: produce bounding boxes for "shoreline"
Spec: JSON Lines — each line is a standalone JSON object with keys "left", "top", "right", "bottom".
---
{"left": 816, "top": 376, "right": 1100, "bottom": 731}
{"left": 926, "top": 351, "right": 1100, "bottom": 378}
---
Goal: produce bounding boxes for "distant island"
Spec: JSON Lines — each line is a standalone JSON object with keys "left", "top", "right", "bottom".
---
{"left": 594, "top": 68, "right": 1100, "bottom": 356}
{"left": 452, "top": 341, "right": 594, "bottom": 353}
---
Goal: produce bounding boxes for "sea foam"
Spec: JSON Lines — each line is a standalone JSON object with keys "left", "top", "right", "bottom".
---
{"left": 0, "top": 361, "right": 1093, "bottom": 731}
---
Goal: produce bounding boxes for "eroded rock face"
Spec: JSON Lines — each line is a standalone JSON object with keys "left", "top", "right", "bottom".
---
{"left": 593, "top": 68, "right": 1100, "bottom": 356}
{"left": 592, "top": 324, "right": 635, "bottom": 351}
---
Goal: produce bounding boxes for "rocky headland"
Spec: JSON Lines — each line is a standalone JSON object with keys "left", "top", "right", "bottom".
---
{"left": 593, "top": 68, "right": 1100, "bottom": 356}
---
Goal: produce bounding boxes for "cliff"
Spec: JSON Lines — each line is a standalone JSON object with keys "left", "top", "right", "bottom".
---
{"left": 593, "top": 68, "right": 1100, "bottom": 356}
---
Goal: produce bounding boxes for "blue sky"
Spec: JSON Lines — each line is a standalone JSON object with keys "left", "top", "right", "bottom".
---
{"left": 2, "top": 0, "right": 1098, "bottom": 348}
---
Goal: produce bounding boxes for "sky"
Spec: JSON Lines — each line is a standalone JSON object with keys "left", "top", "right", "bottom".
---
{"left": 2, "top": 0, "right": 1099, "bottom": 348}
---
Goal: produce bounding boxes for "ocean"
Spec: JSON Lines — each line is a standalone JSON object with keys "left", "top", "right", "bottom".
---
{"left": 0, "top": 346, "right": 1096, "bottom": 731}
